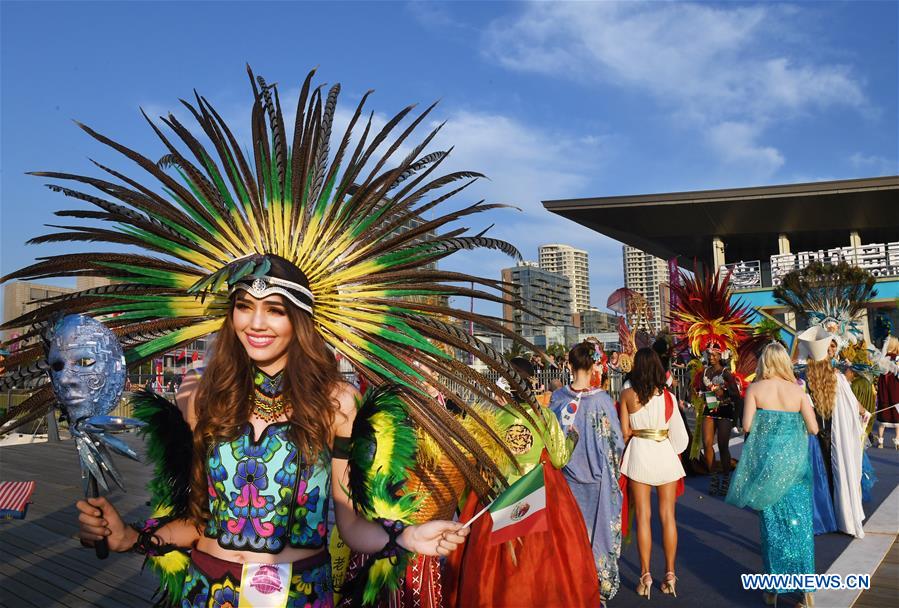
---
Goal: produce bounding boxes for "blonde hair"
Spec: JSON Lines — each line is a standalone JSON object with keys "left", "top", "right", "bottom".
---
{"left": 756, "top": 342, "right": 796, "bottom": 383}
{"left": 887, "top": 336, "right": 899, "bottom": 357}
{"left": 806, "top": 359, "right": 836, "bottom": 419}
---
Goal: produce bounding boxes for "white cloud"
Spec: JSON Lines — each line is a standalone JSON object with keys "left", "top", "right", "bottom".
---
{"left": 848, "top": 152, "right": 898, "bottom": 176}
{"left": 482, "top": 2, "right": 868, "bottom": 177}
{"left": 706, "top": 121, "right": 784, "bottom": 181}
{"left": 420, "top": 109, "right": 624, "bottom": 312}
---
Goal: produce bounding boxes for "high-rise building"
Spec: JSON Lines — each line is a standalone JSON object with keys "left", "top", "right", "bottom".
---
{"left": 574, "top": 308, "right": 619, "bottom": 333}
{"left": 538, "top": 244, "right": 590, "bottom": 315}
{"left": 501, "top": 263, "right": 571, "bottom": 338}
{"left": 622, "top": 245, "right": 670, "bottom": 331}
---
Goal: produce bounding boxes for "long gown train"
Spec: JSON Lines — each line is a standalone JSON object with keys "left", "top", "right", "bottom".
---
{"left": 726, "top": 410, "right": 815, "bottom": 593}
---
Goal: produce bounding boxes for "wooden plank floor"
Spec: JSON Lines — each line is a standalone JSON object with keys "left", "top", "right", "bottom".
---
{"left": 854, "top": 537, "right": 899, "bottom": 607}
{"left": 0, "top": 433, "right": 159, "bottom": 607}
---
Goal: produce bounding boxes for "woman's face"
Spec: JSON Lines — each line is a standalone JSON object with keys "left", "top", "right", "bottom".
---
{"left": 232, "top": 293, "right": 293, "bottom": 371}
{"left": 827, "top": 340, "right": 838, "bottom": 360}
{"left": 610, "top": 352, "right": 619, "bottom": 364}
{"left": 709, "top": 351, "right": 722, "bottom": 366}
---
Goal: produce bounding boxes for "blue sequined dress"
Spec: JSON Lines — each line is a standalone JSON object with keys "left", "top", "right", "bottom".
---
{"left": 726, "top": 410, "right": 815, "bottom": 592}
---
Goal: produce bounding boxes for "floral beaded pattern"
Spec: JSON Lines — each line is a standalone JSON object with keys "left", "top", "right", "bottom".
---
{"left": 181, "top": 559, "right": 334, "bottom": 608}
{"left": 205, "top": 422, "right": 330, "bottom": 553}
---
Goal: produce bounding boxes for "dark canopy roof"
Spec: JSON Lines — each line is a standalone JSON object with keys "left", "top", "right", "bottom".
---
{"left": 543, "top": 176, "right": 899, "bottom": 267}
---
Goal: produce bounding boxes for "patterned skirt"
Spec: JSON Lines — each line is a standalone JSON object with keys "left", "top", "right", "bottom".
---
{"left": 181, "top": 548, "right": 333, "bottom": 608}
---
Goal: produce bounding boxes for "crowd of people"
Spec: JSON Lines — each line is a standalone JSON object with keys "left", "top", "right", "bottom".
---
{"left": 3, "top": 66, "right": 893, "bottom": 608}
{"left": 74, "top": 320, "right": 895, "bottom": 607}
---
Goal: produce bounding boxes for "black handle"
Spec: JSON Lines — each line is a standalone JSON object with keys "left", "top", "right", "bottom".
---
{"left": 88, "top": 476, "right": 109, "bottom": 560}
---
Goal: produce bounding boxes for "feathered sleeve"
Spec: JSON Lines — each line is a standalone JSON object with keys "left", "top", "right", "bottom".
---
{"left": 132, "top": 389, "right": 193, "bottom": 608}
{"left": 340, "top": 384, "right": 420, "bottom": 606}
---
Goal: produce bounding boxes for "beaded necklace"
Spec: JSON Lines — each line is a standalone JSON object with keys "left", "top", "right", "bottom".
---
{"left": 251, "top": 367, "right": 288, "bottom": 422}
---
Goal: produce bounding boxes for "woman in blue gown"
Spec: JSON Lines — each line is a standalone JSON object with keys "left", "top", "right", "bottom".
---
{"left": 726, "top": 343, "right": 819, "bottom": 607}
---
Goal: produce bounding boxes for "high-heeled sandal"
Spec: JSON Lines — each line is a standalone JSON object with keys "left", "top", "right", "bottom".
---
{"left": 636, "top": 572, "right": 652, "bottom": 599}
{"left": 660, "top": 571, "right": 677, "bottom": 597}
{"left": 762, "top": 591, "right": 778, "bottom": 606}
{"left": 797, "top": 591, "right": 815, "bottom": 606}
{"left": 709, "top": 472, "right": 720, "bottom": 496}
{"left": 876, "top": 436, "right": 884, "bottom": 448}
{"left": 718, "top": 472, "right": 731, "bottom": 497}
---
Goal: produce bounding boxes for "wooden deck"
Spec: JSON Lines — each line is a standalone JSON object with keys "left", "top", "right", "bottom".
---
{"left": 0, "top": 433, "right": 158, "bottom": 607}
{"left": 854, "top": 537, "right": 899, "bottom": 608}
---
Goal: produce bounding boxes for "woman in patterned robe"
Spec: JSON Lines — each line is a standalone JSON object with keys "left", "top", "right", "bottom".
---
{"left": 550, "top": 342, "right": 624, "bottom": 602}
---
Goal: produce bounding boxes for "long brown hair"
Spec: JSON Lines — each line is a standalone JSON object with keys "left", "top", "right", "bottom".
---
{"left": 188, "top": 298, "right": 342, "bottom": 526}
{"left": 630, "top": 347, "right": 667, "bottom": 405}
{"left": 806, "top": 359, "right": 836, "bottom": 419}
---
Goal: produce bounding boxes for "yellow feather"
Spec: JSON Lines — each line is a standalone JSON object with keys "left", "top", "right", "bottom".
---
{"left": 370, "top": 411, "right": 396, "bottom": 474}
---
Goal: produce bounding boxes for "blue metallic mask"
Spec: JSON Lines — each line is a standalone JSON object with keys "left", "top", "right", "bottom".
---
{"left": 47, "top": 314, "right": 126, "bottom": 424}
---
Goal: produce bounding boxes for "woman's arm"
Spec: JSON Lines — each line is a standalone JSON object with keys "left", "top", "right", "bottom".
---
{"left": 76, "top": 498, "right": 201, "bottom": 551}
{"left": 741, "top": 385, "right": 757, "bottom": 433}
{"left": 800, "top": 393, "right": 819, "bottom": 435}
{"left": 330, "top": 383, "right": 468, "bottom": 557}
{"left": 618, "top": 389, "right": 632, "bottom": 443}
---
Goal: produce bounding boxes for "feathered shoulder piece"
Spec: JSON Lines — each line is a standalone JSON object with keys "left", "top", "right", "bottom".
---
{"left": 132, "top": 389, "right": 193, "bottom": 517}
{"left": 0, "top": 66, "right": 543, "bottom": 500}
{"left": 131, "top": 389, "right": 193, "bottom": 607}
{"left": 342, "top": 384, "right": 418, "bottom": 605}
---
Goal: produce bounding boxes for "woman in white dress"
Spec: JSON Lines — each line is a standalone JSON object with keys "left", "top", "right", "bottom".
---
{"left": 801, "top": 326, "right": 869, "bottom": 538}
{"left": 620, "top": 348, "right": 689, "bottom": 599}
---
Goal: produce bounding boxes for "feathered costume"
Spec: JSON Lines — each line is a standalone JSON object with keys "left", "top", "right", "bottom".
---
{"left": 669, "top": 267, "right": 762, "bottom": 460}
{"left": 0, "top": 67, "right": 544, "bottom": 605}
{"left": 775, "top": 261, "right": 878, "bottom": 538}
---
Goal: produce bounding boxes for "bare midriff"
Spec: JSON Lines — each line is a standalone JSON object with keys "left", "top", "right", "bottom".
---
{"left": 195, "top": 536, "right": 325, "bottom": 564}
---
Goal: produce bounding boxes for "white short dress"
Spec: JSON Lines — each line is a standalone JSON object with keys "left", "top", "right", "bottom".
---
{"left": 620, "top": 392, "right": 687, "bottom": 486}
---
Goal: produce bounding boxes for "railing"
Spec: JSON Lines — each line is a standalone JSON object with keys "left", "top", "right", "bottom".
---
{"left": 772, "top": 241, "right": 899, "bottom": 286}
{"left": 721, "top": 242, "right": 899, "bottom": 291}
{"left": 439, "top": 365, "right": 692, "bottom": 406}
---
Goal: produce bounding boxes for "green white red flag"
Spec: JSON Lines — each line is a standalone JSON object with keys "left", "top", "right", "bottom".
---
{"left": 486, "top": 463, "right": 548, "bottom": 544}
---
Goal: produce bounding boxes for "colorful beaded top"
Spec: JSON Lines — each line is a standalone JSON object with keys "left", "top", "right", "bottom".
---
{"left": 204, "top": 369, "right": 329, "bottom": 553}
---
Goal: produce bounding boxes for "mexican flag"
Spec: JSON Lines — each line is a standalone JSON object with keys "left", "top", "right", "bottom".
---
{"left": 488, "top": 463, "right": 548, "bottom": 545}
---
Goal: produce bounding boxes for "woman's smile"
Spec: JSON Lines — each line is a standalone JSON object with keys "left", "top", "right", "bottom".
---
{"left": 246, "top": 333, "right": 276, "bottom": 348}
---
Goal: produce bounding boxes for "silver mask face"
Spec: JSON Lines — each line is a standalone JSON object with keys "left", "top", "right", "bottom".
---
{"left": 47, "top": 314, "right": 126, "bottom": 424}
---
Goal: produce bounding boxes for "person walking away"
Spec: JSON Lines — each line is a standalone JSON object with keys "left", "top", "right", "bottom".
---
{"left": 551, "top": 342, "right": 624, "bottom": 601}
{"left": 619, "top": 348, "right": 688, "bottom": 599}
{"left": 726, "top": 342, "right": 818, "bottom": 607}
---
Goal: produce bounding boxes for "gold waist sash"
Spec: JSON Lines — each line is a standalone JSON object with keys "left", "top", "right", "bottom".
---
{"left": 632, "top": 429, "right": 669, "bottom": 442}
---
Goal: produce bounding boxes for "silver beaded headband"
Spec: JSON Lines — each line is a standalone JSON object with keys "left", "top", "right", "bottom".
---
{"left": 229, "top": 276, "right": 314, "bottom": 316}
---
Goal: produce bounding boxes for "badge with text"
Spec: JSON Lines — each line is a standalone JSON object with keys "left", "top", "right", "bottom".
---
{"left": 240, "top": 562, "right": 292, "bottom": 607}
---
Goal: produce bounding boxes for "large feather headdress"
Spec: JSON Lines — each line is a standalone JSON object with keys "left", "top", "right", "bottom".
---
{"left": 773, "top": 260, "right": 877, "bottom": 349}
{"left": 669, "top": 266, "right": 763, "bottom": 374}
{"left": 0, "top": 67, "right": 540, "bottom": 499}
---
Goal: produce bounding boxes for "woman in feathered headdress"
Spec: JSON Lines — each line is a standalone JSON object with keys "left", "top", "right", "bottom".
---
{"left": 775, "top": 260, "right": 877, "bottom": 538}
{"left": 3, "top": 67, "right": 544, "bottom": 607}
{"left": 798, "top": 326, "right": 869, "bottom": 538}
{"left": 669, "top": 267, "right": 758, "bottom": 498}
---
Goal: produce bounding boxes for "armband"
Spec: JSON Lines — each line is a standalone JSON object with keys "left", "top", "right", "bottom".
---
{"left": 375, "top": 518, "right": 409, "bottom": 560}
{"left": 332, "top": 435, "right": 352, "bottom": 459}
{"left": 129, "top": 517, "right": 179, "bottom": 557}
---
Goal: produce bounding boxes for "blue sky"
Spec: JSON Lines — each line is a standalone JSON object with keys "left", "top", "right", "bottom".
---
{"left": 2, "top": 1, "right": 896, "bottom": 318}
